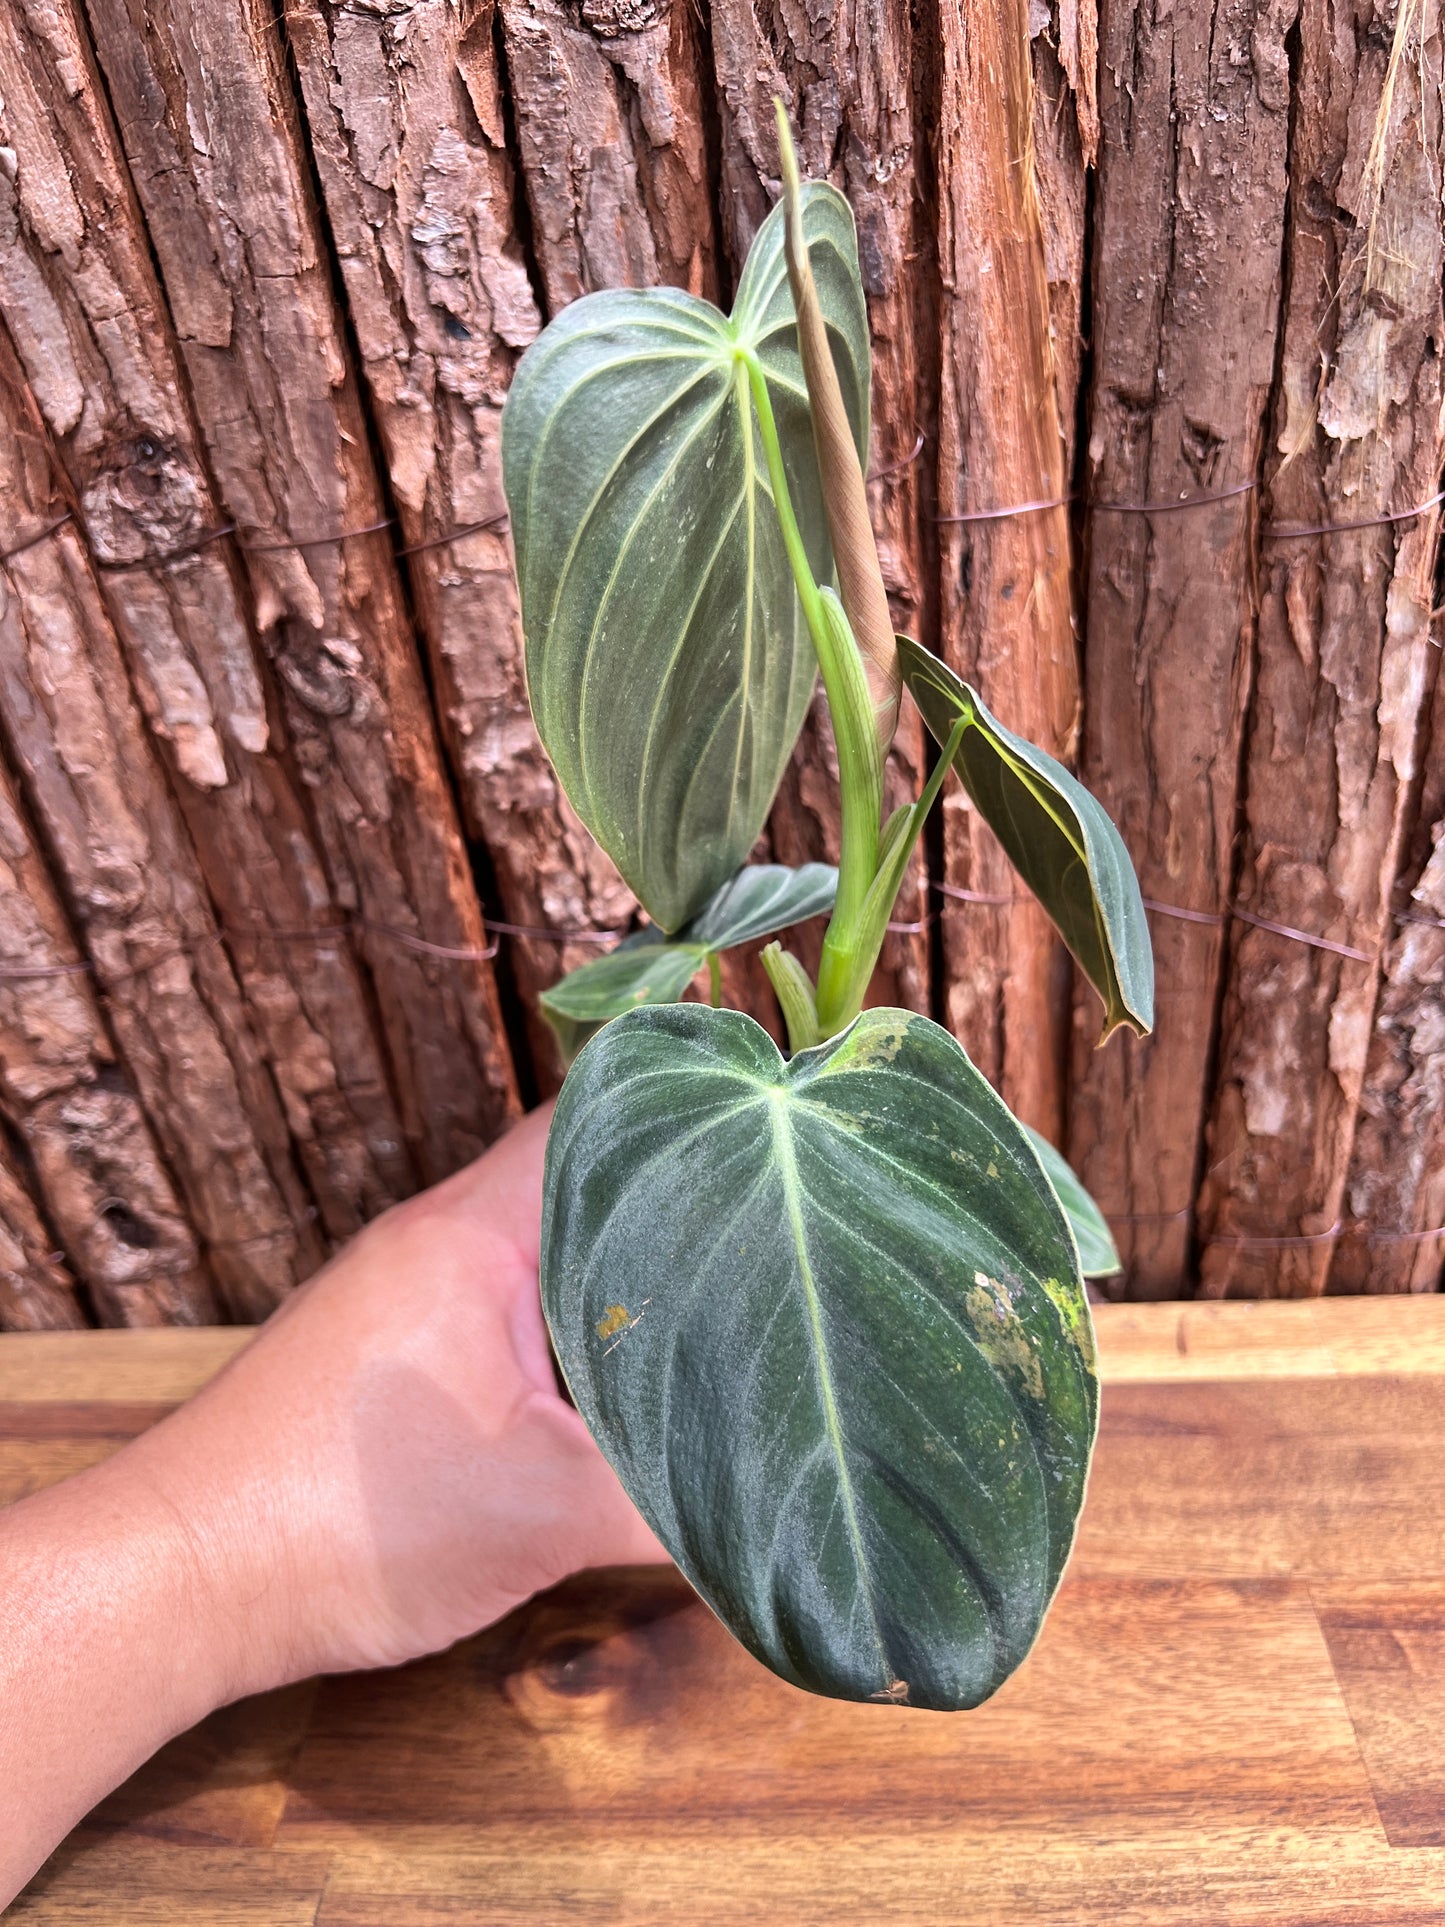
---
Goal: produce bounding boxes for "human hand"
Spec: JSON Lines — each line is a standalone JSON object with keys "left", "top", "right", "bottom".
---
{"left": 139, "top": 1099, "right": 668, "bottom": 1694}
{"left": 0, "top": 1103, "right": 665, "bottom": 1901}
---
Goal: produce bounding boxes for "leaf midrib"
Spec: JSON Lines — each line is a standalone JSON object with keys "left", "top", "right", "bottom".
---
{"left": 767, "top": 1089, "right": 892, "bottom": 1691}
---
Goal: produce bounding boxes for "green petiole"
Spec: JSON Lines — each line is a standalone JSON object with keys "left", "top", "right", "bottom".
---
{"left": 743, "top": 353, "right": 888, "bottom": 1034}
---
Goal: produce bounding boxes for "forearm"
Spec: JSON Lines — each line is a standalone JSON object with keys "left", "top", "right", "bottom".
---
{"left": 0, "top": 1441, "right": 267, "bottom": 1904}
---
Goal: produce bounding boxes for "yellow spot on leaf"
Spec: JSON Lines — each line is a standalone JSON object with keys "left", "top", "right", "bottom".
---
{"left": 1040, "top": 1275, "right": 1098, "bottom": 1373}
{"left": 596, "top": 1304, "right": 630, "bottom": 1340}
{"left": 831, "top": 1011, "right": 912, "bottom": 1069}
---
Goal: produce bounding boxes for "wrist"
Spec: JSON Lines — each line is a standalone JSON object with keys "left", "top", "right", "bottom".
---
{"left": 110, "top": 1388, "right": 310, "bottom": 1710}
{"left": 0, "top": 1438, "right": 286, "bottom": 1901}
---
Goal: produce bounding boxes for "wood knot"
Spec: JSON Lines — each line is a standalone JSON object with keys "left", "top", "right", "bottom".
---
{"left": 80, "top": 437, "right": 208, "bottom": 567}
{"left": 274, "top": 635, "right": 359, "bottom": 719}
{"left": 574, "top": 0, "right": 669, "bottom": 38}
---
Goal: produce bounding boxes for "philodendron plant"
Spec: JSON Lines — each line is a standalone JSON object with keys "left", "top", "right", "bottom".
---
{"left": 501, "top": 109, "right": 1153, "bottom": 1711}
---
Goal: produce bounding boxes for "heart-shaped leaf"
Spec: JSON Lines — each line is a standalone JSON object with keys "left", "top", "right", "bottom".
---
{"left": 898, "top": 637, "right": 1154, "bottom": 1040}
{"left": 1023, "top": 1127, "right": 1121, "bottom": 1279}
{"left": 539, "top": 863, "right": 839, "bottom": 1063}
{"left": 503, "top": 189, "right": 870, "bottom": 933}
{"left": 542, "top": 1003, "right": 1098, "bottom": 1710}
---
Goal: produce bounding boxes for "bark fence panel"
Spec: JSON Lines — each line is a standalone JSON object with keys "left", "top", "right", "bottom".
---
{"left": 0, "top": 0, "right": 1437, "bottom": 1313}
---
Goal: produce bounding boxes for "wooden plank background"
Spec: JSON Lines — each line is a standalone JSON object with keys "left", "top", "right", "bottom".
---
{"left": 7, "top": 1300, "right": 1445, "bottom": 1923}
{"left": 0, "top": 0, "right": 1441, "bottom": 1319}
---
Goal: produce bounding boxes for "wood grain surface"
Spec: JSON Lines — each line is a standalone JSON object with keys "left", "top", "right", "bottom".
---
{"left": 5, "top": 1299, "right": 1444, "bottom": 1924}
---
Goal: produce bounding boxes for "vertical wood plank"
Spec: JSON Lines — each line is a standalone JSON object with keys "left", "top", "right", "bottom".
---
{"left": 1066, "top": 0, "right": 1295, "bottom": 1296}
{"left": 0, "top": 753, "right": 209, "bottom": 1324}
{"left": 931, "top": 0, "right": 1080, "bottom": 1140}
{"left": 1333, "top": 632, "right": 1445, "bottom": 1293}
{"left": 497, "top": 0, "right": 718, "bottom": 309}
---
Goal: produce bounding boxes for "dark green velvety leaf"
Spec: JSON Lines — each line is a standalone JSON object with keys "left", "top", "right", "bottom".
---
{"left": 1023, "top": 1126, "right": 1121, "bottom": 1279}
{"left": 677, "top": 861, "right": 837, "bottom": 951}
{"left": 503, "top": 188, "right": 869, "bottom": 933}
{"left": 542, "top": 1003, "right": 1098, "bottom": 1710}
{"left": 898, "top": 636, "right": 1154, "bottom": 1040}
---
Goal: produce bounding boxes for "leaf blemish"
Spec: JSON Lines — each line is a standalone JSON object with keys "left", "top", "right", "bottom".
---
{"left": 598, "top": 1298, "right": 653, "bottom": 1354}
{"left": 964, "top": 1273, "right": 1045, "bottom": 1401}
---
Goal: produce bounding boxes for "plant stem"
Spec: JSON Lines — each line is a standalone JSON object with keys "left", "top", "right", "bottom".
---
{"left": 816, "top": 709, "right": 972, "bottom": 1035}
{"left": 744, "top": 356, "right": 882, "bottom": 1008}
{"left": 707, "top": 951, "right": 723, "bottom": 1008}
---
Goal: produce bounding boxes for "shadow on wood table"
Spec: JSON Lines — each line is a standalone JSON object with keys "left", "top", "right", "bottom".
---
{"left": 4, "top": 1298, "right": 1444, "bottom": 1925}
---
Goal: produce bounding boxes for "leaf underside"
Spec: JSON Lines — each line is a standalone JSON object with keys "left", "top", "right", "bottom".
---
{"left": 542, "top": 1003, "right": 1099, "bottom": 1711}
{"left": 503, "top": 188, "right": 870, "bottom": 934}
{"left": 1023, "top": 1127, "right": 1122, "bottom": 1279}
{"left": 897, "top": 637, "right": 1154, "bottom": 1040}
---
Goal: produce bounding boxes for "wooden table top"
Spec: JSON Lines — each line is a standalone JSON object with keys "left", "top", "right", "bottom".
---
{"left": 5, "top": 1296, "right": 1444, "bottom": 1925}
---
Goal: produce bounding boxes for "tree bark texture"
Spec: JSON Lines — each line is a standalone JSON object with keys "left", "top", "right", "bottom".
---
{"left": 0, "top": 335, "right": 320, "bottom": 1319}
{"left": 1196, "top": 0, "right": 1444, "bottom": 1297}
{"left": 1065, "top": 0, "right": 1297, "bottom": 1295}
{"left": 0, "top": 0, "right": 416, "bottom": 1246}
{"left": 0, "top": 1142, "right": 85, "bottom": 1331}
{"left": 0, "top": 751, "right": 209, "bottom": 1327}
{"left": 71, "top": 0, "right": 522, "bottom": 1175}
{"left": 0, "top": 0, "right": 1439, "bottom": 1314}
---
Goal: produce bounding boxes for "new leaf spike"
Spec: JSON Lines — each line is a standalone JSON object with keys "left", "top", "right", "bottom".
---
{"left": 775, "top": 102, "right": 900, "bottom": 754}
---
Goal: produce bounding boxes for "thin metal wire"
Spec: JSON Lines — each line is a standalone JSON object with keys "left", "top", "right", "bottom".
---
{"left": 1095, "top": 480, "right": 1258, "bottom": 516}
{"left": 1142, "top": 897, "right": 1226, "bottom": 927}
{"left": 8, "top": 506, "right": 520, "bottom": 578}
{"left": 238, "top": 517, "right": 395, "bottom": 555}
{"left": 396, "top": 511, "right": 509, "bottom": 557}
{"left": 1104, "top": 1207, "right": 1192, "bottom": 1226}
{"left": 934, "top": 881, "right": 1023, "bottom": 906}
{"left": 0, "top": 957, "right": 95, "bottom": 982}
{"left": 0, "top": 909, "right": 648, "bottom": 989}
{"left": 867, "top": 433, "right": 926, "bottom": 483}
{"left": 1211, "top": 1219, "right": 1343, "bottom": 1249}
{"left": 0, "top": 511, "right": 75, "bottom": 566}
{"left": 1267, "top": 487, "right": 1445, "bottom": 541}
{"left": 1230, "top": 905, "right": 1375, "bottom": 963}
{"left": 930, "top": 478, "right": 1445, "bottom": 538}
{"left": 938, "top": 492, "right": 1074, "bottom": 525}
